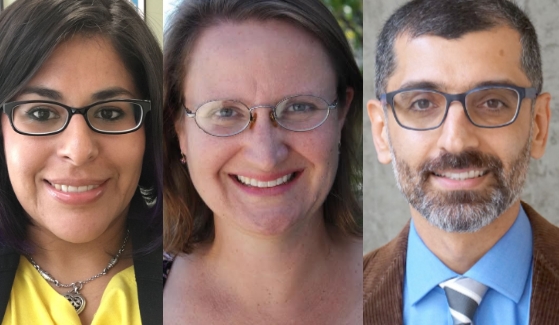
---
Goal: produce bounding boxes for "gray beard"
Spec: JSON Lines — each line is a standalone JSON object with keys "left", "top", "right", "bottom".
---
{"left": 389, "top": 132, "right": 532, "bottom": 233}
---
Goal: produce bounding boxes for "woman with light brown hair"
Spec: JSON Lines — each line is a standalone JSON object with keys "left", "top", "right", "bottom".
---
{"left": 162, "top": 0, "right": 363, "bottom": 323}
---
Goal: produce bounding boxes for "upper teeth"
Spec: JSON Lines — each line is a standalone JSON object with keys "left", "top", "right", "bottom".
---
{"left": 436, "top": 170, "right": 486, "bottom": 181}
{"left": 52, "top": 184, "right": 99, "bottom": 193}
{"left": 237, "top": 174, "right": 293, "bottom": 188}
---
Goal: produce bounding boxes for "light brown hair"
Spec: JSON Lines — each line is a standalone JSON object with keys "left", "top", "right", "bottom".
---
{"left": 163, "top": 0, "right": 363, "bottom": 254}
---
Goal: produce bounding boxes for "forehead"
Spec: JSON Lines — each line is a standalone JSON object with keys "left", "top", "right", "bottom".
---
{"left": 387, "top": 26, "right": 531, "bottom": 93}
{"left": 22, "top": 35, "right": 137, "bottom": 102}
{"left": 184, "top": 19, "right": 336, "bottom": 105}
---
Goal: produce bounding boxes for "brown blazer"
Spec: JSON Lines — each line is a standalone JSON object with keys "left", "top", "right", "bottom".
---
{"left": 363, "top": 202, "right": 559, "bottom": 325}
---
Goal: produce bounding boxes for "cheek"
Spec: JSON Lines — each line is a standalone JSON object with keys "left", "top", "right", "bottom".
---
{"left": 183, "top": 128, "right": 230, "bottom": 195}
{"left": 117, "top": 132, "right": 146, "bottom": 183}
{"left": 306, "top": 135, "right": 337, "bottom": 162}
{"left": 300, "top": 125, "right": 340, "bottom": 177}
{"left": 2, "top": 121, "right": 44, "bottom": 189}
{"left": 388, "top": 128, "right": 436, "bottom": 167}
{"left": 1, "top": 129, "right": 52, "bottom": 215}
{"left": 489, "top": 130, "right": 530, "bottom": 166}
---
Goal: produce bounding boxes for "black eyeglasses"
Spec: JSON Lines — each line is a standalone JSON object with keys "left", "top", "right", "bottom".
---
{"left": 380, "top": 85, "right": 538, "bottom": 131}
{"left": 2, "top": 99, "right": 151, "bottom": 136}
{"left": 183, "top": 95, "right": 338, "bottom": 137}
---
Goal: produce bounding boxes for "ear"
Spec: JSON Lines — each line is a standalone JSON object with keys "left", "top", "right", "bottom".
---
{"left": 336, "top": 87, "right": 353, "bottom": 130}
{"left": 174, "top": 112, "right": 188, "bottom": 154}
{"left": 530, "top": 92, "right": 551, "bottom": 159}
{"left": 367, "top": 99, "right": 392, "bottom": 164}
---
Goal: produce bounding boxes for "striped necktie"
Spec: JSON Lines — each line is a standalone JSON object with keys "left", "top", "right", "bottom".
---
{"left": 439, "top": 277, "right": 488, "bottom": 325}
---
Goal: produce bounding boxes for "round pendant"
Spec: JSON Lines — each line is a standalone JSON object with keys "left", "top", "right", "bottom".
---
{"left": 64, "top": 292, "right": 86, "bottom": 314}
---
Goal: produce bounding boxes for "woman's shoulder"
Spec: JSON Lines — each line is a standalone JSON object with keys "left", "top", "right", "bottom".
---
{"left": 329, "top": 226, "right": 363, "bottom": 259}
{"left": 163, "top": 252, "right": 175, "bottom": 287}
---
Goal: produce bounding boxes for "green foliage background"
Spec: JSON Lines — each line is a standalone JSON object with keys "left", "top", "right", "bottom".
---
{"left": 322, "top": 0, "right": 363, "bottom": 70}
{"left": 322, "top": 0, "right": 364, "bottom": 213}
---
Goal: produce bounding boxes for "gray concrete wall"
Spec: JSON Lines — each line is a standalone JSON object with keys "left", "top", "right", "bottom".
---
{"left": 363, "top": 0, "right": 559, "bottom": 253}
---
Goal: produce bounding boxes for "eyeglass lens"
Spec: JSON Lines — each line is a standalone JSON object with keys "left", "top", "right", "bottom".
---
{"left": 10, "top": 101, "right": 145, "bottom": 135}
{"left": 392, "top": 87, "right": 520, "bottom": 129}
{"left": 194, "top": 95, "right": 332, "bottom": 136}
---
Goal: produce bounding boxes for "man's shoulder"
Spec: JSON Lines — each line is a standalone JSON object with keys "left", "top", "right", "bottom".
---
{"left": 363, "top": 223, "right": 410, "bottom": 325}
{"left": 520, "top": 202, "right": 559, "bottom": 322}
{"left": 522, "top": 202, "right": 559, "bottom": 272}
{"left": 363, "top": 224, "right": 410, "bottom": 293}
{"left": 523, "top": 202, "right": 559, "bottom": 250}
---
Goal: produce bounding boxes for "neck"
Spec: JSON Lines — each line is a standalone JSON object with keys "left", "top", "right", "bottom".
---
{"left": 26, "top": 214, "right": 129, "bottom": 284}
{"left": 412, "top": 200, "right": 521, "bottom": 274}
{"left": 204, "top": 208, "right": 337, "bottom": 306}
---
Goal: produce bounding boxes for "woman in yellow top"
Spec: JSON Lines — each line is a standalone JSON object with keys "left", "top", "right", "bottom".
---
{"left": 0, "top": 0, "right": 162, "bottom": 324}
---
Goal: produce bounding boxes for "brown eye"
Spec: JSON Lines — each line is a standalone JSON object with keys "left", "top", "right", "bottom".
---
{"left": 26, "top": 107, "right": 59, "bottom": 121}
{"left": 93, "top": 107, "right": 124, "bottom": 121}
{"left": 411, "top": 99, "right": 433, "bottom": 110}
{"left": 485, "top": 99, "right": 503, "bottom": 109}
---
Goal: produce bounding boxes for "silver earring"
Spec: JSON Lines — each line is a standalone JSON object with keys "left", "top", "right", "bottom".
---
{"left": 180, "top": 153, "right": 187, "bottom": 164}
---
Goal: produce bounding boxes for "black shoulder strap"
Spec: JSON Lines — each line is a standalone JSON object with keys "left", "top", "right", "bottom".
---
{"left": 130, "top": 222, "right": 163, "bottom": 325}
{"left": 134, "top": 245, "right": 163, "bottom": 325}
{"left": 0, "top": 247, "right": 19, "bottom": 321}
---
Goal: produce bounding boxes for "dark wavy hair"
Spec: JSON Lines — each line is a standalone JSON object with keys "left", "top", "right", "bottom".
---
{"left": 0, "top": 0, "right": 163, "bottom": 254}
{"left": 163, "top": 0, "right": 363, "bottom": 254}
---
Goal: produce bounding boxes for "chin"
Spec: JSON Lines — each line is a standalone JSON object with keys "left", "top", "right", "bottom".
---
{"left": 35, "top": 215, "right": 114, "bottom": 244}
{"left": 226, "top": 208, "right": 304, "bottom": 237}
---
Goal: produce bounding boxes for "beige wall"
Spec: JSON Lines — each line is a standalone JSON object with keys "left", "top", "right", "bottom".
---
{"left": 146, "top": 0, "right": 163, "bottom": 46}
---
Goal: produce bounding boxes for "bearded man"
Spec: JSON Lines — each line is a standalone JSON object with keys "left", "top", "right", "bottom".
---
{"left": 364, "top": 0, "right": 559, "bottom": 324}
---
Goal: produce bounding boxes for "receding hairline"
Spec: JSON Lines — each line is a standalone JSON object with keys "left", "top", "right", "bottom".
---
{"left": 384, "top": 24, "right": 529, "bottom": 93}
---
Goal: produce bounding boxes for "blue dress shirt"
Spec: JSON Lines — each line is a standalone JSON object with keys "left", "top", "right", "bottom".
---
{"left": 404, "top": 207, "right": 533, "bottom": 325}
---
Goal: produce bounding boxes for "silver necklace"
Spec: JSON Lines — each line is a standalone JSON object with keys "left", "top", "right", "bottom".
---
{"left": 28, "top": 230, "right": 129, "bottom": 315}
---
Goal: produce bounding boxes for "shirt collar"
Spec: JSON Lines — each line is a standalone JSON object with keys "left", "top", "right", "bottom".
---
{"left": 405, "top": 206, "right": 533, "bottom": 305}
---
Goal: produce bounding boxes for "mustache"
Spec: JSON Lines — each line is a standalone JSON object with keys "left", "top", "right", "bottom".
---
{"left": 418, "top": 150, "right": 503, "bottom": 179}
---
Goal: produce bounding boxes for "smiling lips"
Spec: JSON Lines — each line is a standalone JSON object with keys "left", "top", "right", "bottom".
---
{"left": 46, "top": 179, "right": 106, "bottom": 205}
{"left": 51, "top": 183, "right": 100, "bottom": 193}
{"left": 434, "top": 169, "right": 488, "bottom": 181}
{"left": 236, "top": 173, "right": 294, "bottom": 188}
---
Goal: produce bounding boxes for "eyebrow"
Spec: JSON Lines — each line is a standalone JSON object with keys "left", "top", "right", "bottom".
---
{"left": 18, "top": 87, "right": 63, "bottom": 100}
{"left": 397, "top": 79, "right": 524, "bottom": 92}
{"left": 91, "top": 87, "right": 136, "bottom": 101}
{"left": 17, "top": 86, "right": 135, "bottom": 102}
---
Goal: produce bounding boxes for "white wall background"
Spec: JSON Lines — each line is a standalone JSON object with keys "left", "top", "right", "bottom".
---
{"left": 363, "top": 0, "right": 559, "bottom": 253}
{"left": 163, "top": 0, "right": 180, "bottom": 30}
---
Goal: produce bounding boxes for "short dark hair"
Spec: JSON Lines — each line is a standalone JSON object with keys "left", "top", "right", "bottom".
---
{"left": 0, "top": 0, "right": 163, "bottom": 254}
{"left": 163, "top": 0, "right": 363, "bottom": 254}
{"left": 375, "top": 0, "right": 542, "bottom": 98}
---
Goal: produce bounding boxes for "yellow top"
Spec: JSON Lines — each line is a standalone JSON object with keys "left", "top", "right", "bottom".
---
{"left": 2, "top": 256, "right": 141, "bottom": 325}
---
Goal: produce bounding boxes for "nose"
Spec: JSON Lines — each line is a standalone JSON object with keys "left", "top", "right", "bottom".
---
{"left": 242, "top": 107, "right": 288, "bottom": 171}
{"left": 248, "top": 105, "right": 278, "bottom": 129}
{"left": 436, "top": 101, "right": 480, "bottom": 153}
{"left": 57, "top": 115, "right": 99, "bottom": 165}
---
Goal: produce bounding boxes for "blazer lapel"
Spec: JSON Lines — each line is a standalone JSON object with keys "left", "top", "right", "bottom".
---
{"left": 363, "top": 222, "right": 409, "bottom": 325}
{"left": 523, "top": 203, "right": 559, "bottom": 324}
